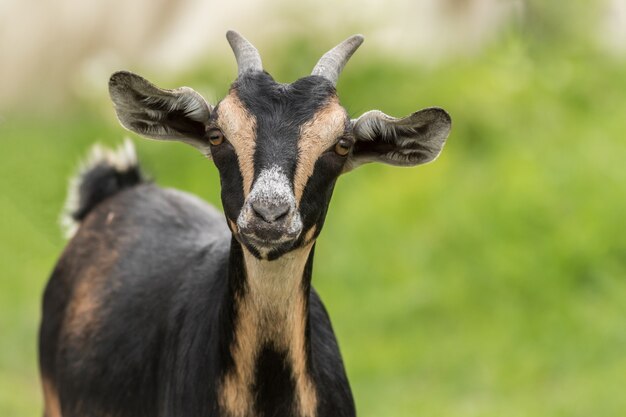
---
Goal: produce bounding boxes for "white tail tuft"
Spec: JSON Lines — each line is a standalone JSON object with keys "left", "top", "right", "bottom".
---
{"left": 60, "top": 139, "right": 139, "bottom": 239}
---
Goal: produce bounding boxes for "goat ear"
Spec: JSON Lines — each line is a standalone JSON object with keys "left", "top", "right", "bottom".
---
{"left": 108, "top": 71, "right": 212, "bottom": 154}
{"left": 344, "top": 107, "right": 451, "bottom": 172}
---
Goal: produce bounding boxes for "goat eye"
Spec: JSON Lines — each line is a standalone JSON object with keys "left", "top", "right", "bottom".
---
{"left": 334, "top": 138, "right": 352, "bottom": 156}
{"left": 207, "top": 129, "right": 225, "bottom": 146}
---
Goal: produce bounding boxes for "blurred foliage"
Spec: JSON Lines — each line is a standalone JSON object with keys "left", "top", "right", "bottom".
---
{"left": 524, "top": 0, "right": 601, "bottom": 46}
{"left": 1, "top": 3, "right": 626, "bottom": 416}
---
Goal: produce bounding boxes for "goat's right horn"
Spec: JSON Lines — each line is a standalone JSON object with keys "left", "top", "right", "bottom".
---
{"left": 311, "top": 35, "right": 364, "bottom": 86}
{"left": 226, "top": 30, "right": 263, "bottom": 76}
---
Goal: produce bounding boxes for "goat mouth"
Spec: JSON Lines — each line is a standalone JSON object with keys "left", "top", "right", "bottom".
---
{"left": 236, "top": 209, "right": 303, "bottom": 251}
{"left": 238, "top": 227, "right": 301, "bottom": 249}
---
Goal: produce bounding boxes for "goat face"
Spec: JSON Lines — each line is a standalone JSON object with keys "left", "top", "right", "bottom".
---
{"left": 108, "top": 32, "right": 451, "bottom": 260}
{"left": 210, "top": 72, "right": 351, "bottom": 259}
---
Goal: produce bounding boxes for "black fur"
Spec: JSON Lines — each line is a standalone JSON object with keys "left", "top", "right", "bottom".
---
{"left": 253, "top": 347, "right": 297, "bottom": 416}
{"left": 71, "top": 161, "right": 143, "bottom": 222}
{"left": 41, "top": 182, "right": 354, "bottom": 417}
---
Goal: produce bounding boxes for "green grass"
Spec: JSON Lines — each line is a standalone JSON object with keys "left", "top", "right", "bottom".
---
{"left": 1, "top": 30, "right": 625, "bottom": 417}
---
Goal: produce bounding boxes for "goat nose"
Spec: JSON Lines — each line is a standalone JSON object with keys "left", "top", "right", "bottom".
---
{"left": 251, "top": 200, "right": 290, "bottom": 223}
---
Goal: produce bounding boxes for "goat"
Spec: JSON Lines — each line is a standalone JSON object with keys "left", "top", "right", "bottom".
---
{"left": 39, "top": 31, "right": 451, "bottom": 417}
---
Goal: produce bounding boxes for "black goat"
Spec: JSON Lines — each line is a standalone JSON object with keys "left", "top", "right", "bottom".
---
{"left": 39, "top": 31, "right": 451, "bottom": 417}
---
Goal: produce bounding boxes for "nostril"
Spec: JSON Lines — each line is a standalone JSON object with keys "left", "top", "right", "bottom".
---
{"left": 251, "top": 200, "right": 290, "bottom": 223}
{"left": 273, "top": 208, "right": 289, "bottom": 222}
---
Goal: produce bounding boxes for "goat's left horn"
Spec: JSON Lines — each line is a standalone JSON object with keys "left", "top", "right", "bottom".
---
{"left": 311, "top": 34, "right": 364, "bottom": 86}
{"left": 226, "top": 30, "right": 263, "bottom": 76}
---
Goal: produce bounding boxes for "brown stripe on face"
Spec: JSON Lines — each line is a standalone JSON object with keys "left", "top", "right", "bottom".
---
{"left": 217, "top": 92, "right": 258, "bottom": 197}
{"left": 293, "top": 97, "right": 347, "bottom": 202}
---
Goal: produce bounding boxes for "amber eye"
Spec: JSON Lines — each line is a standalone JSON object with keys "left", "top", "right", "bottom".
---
{"left": 207, "top": 129, "right": 225, "bottom": 146}
{"left": 334, "top": 138, "right": 353, "bottom": 156}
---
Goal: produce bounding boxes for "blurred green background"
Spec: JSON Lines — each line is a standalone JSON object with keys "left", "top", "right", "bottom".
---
{"left": 1, "top": 1, "right": 625, "bottom": 416}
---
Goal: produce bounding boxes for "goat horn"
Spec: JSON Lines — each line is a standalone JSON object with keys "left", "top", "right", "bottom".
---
{"left": 226, "top": 30, "right": 263, "bottom": 76}
{"left": 311, "top": 34, "right": 364, "bottom": 86}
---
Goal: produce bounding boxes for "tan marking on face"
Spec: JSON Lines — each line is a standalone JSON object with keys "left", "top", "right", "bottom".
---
{"left": 219, "top": 243, "right": 317, "bottom": 417}
{"left": 42, "top": 377, "right": 62, "bottom": 417}
{"left": 294, "top": 97, "right": 347, "bottom": 202}
{"left": 228, "top": 219, "right": 238, "bottom": 233}
{"left": 304, "top": 225, "right": 317, "bottom": 245}
{"left": 217, "top": 91, "right": 257, "bottom": 197}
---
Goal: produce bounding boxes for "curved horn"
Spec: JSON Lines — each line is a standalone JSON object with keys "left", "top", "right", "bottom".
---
{"left": 311, "top": 34, "right": 364, "bottom": 85}
{"left": 226, "top": 30, "right": 263, "bottom": 76}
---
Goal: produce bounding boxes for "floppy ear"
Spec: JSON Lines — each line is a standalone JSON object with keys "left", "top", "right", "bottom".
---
{"left": 108, "top": 71, "right": 212, "bottom": 154}
{"left": 345, "top": 107, "right": 451, "bottom": 172}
